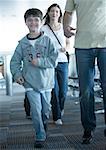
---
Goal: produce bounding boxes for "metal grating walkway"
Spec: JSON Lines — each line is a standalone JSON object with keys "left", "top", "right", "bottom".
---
{"left": 0, "top": 83, "right": 106, "bottom": 150}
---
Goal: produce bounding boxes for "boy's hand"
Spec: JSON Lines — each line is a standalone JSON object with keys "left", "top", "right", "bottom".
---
{"left": 16, "top": 77, "right": 24, "bottom": 85}
{"left": 31, "top": 58, "right": 38, "bottom": 65}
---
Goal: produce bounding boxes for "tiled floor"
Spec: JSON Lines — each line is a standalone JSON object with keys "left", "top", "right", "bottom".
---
{"left": 0, "top": 83, "right": 106, "bottom": 150}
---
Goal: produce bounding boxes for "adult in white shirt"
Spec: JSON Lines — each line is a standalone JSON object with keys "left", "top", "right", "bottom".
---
{"left": 42, "top": 3, "right": 71, "bottom": 125}
{"left": 63, "top": 0, "right": 106, "bottom": 144}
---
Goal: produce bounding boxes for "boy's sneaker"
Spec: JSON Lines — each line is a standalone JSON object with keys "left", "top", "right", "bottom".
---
{"left": 55, "top": 119, "right": 63, "bottom": 125}
{"left": 82, "top": 130, "right": 93, "bottom": 144}
{"left": 34, "top": 141, "right": 45, "bottom": 148}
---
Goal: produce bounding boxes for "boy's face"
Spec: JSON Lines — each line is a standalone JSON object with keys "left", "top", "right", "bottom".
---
{"left": 25, "top": 15, "right": 42, "bottom": 33}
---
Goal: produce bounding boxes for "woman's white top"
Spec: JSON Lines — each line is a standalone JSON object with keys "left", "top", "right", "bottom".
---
{"left": 41, "top": 24, "right": 68, "bottom": 63}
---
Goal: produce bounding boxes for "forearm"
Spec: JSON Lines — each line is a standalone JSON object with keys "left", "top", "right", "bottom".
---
{"left": 65, "top": 38, "right": 71, "bottom": 52}
{"left": 63, "top": 11, "right": 75, "bottom": 38}
{"left": 63, "top": 11, "right": 73, "bottom": 30}
{"left": 65, "top": 44, "right": 71, "bottom": 52}
{"left": 31, "top": 52, "right": 58, "bottom": 68}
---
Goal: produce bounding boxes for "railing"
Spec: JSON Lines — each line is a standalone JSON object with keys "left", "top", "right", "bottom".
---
{"left": 0, "top": 51, "right": 13, "bottom": 96}
{"left": 0, "top": 52, "right": 102, "bottom": 98}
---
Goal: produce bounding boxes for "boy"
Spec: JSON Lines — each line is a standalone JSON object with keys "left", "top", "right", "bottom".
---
{"left": 10, "top": 8, "right": 58, "bottom": 148}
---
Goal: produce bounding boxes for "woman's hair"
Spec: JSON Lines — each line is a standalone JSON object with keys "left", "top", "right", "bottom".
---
{"left": 43, "top": 3, "right": 62, "bottom": 25}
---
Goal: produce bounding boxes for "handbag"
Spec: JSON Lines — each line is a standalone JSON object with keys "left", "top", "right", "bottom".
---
{"left": 47, "top": 24, "right": 70, "bottom": 63}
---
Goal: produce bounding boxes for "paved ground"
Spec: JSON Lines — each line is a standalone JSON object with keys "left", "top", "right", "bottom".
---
{"left": 0, "top": 83, "right": 106, "bottom": 150}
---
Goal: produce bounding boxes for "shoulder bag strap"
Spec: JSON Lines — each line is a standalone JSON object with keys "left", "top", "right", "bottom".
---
{"left": 47, "top": 24, "right": 62, "bottom": 47}
{"left": 47, "top": 24, "right": 70, "bottom": 63}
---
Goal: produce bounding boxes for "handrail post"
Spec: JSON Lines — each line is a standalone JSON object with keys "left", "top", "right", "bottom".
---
{"left": 4, "top": 55, "right": 13, "bottom": 96}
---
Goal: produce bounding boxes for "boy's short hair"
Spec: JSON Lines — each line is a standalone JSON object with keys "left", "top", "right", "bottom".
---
{"left": 24, "top": 8, "right": 43, "bottom": 22}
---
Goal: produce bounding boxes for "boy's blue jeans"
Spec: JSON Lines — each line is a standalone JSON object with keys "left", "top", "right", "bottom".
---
{"left": 51, "top": 62, "right": 68, "bottom": 121}
{"left": 75, "top": 48, "right": 106, "bottom": 131}
{"left": 27, "top": 90, "right": 51, "bottom": 141}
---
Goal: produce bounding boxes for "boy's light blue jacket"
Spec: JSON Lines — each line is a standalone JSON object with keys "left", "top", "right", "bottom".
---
{"left": 10, "top": 32, "right": 58, "bottom": 91}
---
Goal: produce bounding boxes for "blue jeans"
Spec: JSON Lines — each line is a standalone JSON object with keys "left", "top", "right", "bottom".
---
{"left": 75, "top": 48, "right": 106, "bottom": 131}
{"left": 27, "top": 90, "right": 51, "bottom": 141}
{"left": 51, "top": 62, "right": 68, "bottom": 121}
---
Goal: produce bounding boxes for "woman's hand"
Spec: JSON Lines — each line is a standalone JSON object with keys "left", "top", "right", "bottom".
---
{"left": 59, "top": 47, "right": 66, "bottom": 52}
